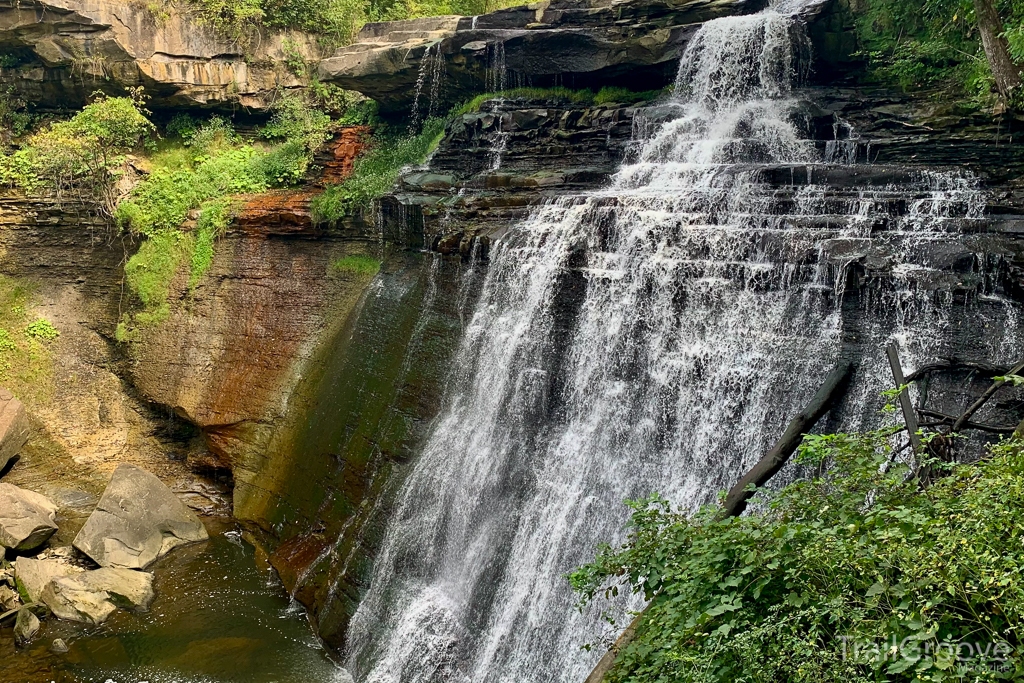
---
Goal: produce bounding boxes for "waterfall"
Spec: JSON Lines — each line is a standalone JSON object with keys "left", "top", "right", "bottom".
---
{"left": 346, "top": 2, "right": 1017, "bottom": 682}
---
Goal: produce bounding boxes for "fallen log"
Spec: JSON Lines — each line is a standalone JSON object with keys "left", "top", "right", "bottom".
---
{"left": 720, "top": 360, "right": 854, "bottom": 518}
{"left": 582, "top": 360, "right": 854, "bottom": 682}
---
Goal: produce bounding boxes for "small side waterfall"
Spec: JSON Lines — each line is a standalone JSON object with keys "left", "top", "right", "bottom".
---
{"left": 346, "top": 2, "right": 1018, "bottom": 682}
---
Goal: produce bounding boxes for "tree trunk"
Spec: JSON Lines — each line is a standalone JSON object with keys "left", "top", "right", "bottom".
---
{"left": 974, "top": 0, "right": 1021, "bottom": 100}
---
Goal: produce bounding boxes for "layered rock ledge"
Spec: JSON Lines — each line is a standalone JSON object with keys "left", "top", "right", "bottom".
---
{"left": 0, "top": 0, "right": 319, "bottom": 111}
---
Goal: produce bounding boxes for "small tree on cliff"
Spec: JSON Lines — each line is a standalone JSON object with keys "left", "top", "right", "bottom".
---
{"left": 973, "top": 0, "right": 1022, "bottom": 104}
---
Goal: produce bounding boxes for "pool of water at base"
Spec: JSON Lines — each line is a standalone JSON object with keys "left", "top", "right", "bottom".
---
{"left": 0, "top": 524, "right": 344, "bottom": 683}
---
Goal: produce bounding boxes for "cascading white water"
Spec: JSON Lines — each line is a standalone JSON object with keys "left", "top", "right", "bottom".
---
{"left": 345, "top": 2, "right": 1017, "bottom": 682}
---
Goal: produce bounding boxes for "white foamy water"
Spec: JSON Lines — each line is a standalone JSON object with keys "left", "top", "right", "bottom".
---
{"left": 345, "top": 2, "right": 1017, "bottom": 682}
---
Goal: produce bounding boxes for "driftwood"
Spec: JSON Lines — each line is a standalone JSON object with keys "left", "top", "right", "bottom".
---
{"left": 582, "top": 360, "right": 854, "bottom": 683}
{"left": 904, "top": 358, "right": 1012, "bottom": 383}
{"left": 952, "top": 360, "right": 1024, "bottom": 433}
{"left": 720, "top": 360, "right": 854, "bottom": 518}
{"left": 886, "top": 345, "right": 921, "bottom": 456}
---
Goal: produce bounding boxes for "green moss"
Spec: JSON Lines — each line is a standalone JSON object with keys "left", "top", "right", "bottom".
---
{"left": 0, "top": 276, "right": 56, "bottom": 404}
{"left": 331, "top": 254, "right": 382, "bottom": 276}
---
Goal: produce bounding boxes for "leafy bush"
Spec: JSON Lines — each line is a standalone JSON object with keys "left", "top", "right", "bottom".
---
{"left": 0, "top": 87, "right": 31, "bottom": 151}
{"left": 0, "top": 93, "right": 153, "bottom": 209}
{"left": 117, "top": 105, "right": 334, "bottom": 333}
{"left": 312, "top": 116, "right": 446, "bottom": 221}
{"left": 572, "top": 428, "right": 1024, "bottom": 682}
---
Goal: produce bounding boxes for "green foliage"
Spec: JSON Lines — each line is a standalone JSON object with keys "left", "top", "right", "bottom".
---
{"left": 124, "top": 231, "right": 192, "bottom": 327}
{"left": 453, "top": 86, "right": 663, "bottom": 116}
{"left": 855, "top": 0, "right": 1023, "bottom": 108}
{"left": 312, "top": 116, "right": 446, "bottom": 221}
{"left": 0, "top": 92, "right": 153, "bottom": 208}
{"left": 331, "top": 254, "right": 381, "bottom": 275}
{"left": 24, "top": 318, "right": 59, "bottom": 341}
{"left": 0, "top": 329, "right": 15, "bottom": 353}
{"left": 261, "top": 93, "right": 333, "bottom": 157}
{"left": 118, "top": 104, "right": 333, "bottom": 334}
{"left": 0, "top": 87, "right": 30, "bottom": 151}
{"left": 165, "top": 112, "right": 200, "bottom": 141}
{"left": 572, "top": 429, "right": 1024, "bottom": 683}
{"left": 184, "top": 0, "right": 523, "bottom": 46}
{"left": 189, "top": 198, "right": 236, "bottom": 290}
{"left": 116, "top": 145, "right": 268, "bottom": 236}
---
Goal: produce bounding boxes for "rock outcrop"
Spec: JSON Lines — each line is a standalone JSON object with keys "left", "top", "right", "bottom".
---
{"left": 0, "top": 483, "right": 58, "bottom": 551}
{"left": 0, "top": 388, "right": 29, "bottom": 474}
{"left": 73, "top": 463, "right": 208, "bottom": 569}
{"left": 0, "top": 0, "right": 320, "bottom": 111}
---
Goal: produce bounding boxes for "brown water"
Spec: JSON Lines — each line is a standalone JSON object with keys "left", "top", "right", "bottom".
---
{"left": 0, "top": 528, "right": 344, "bottom": 683}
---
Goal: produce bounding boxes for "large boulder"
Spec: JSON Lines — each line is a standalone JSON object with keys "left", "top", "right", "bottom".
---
{"left": 73, "top": 463, "right": 208, "bottom": 569}
{"left": 41, "top": 567, "right": 155, "bottom": 624}
{"left": 0, "top": 483, "right": 58, "bottom": 551}
{"left": 0, "top": 0, "right": 320, "bottom": 112}
{"left": 13, "top": 556, "right": 84, "bottom": 602}
{"left": 0, "top": 388, "right": 30, "bottom": 474}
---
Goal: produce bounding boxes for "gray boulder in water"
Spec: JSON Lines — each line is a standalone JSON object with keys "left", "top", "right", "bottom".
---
{"left": 41, "top": 567, "right": 155, "bottom": 624}
{"left": 0, "top": 388, "right": 30, "bottom": 475}
{"left": 13, "top": 606, "right": 40, "bottom": 646}
{"left": 73, "top": 463, "right": 208, "bottom": 569}
{"left": 0, "top": 483, "right": 58, "bottom": 551}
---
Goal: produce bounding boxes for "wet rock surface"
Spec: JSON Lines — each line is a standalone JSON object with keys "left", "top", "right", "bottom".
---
{"left": 319, "top": 0, "right": 771, "bottom": 113}
{"left": 40, "top": 567, "right": 155, "bottom": 624}
{"left": 13, "top": 556, "right": 84, "bottom": 603}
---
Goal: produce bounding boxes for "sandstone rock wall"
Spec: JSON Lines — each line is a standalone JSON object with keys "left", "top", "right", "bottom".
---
{"left": 0, "top": 0, "right": 320, "bottom": 111}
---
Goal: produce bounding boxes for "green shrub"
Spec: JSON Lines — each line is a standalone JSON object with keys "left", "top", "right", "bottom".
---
{"left": 331, "top": 254, "right": 381, "bottom": 275}
{"left": 572, "top": 427, "right": 1024, "bottom": 683}
{"left": 0, "top": 93, "right": 153, "bottom": 208}
{"left": 312, "top": 116, "right": 446, "bottom": 221}
{"left": 184, "top": 0, "right": 525, "bottom": 46}
{"left": 24, "top": 318, "right": 59, "bottom": 341}
{"left": 855, "top": 0, "right": 1024, "bottom": 107}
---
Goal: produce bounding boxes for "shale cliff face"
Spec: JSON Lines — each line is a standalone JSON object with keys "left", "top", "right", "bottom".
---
{"left": 0, "top": 0, "right": 319, "bottom": 111}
